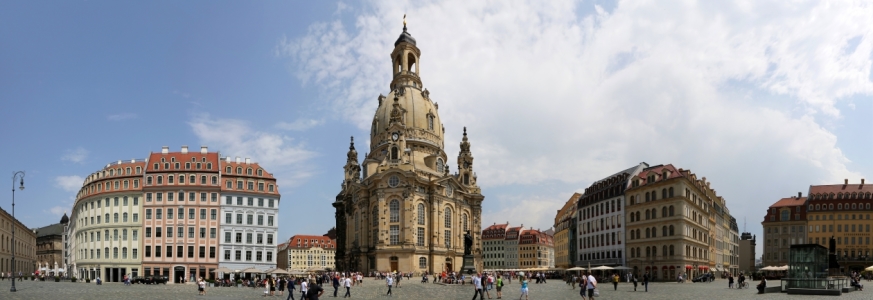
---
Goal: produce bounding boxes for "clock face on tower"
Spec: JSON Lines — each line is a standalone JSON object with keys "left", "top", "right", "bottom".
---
{"left": 392, "top": 133, "right": 399, "bottom": 141}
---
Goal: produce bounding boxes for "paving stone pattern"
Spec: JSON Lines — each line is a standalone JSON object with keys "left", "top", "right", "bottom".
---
{"left": 0, "top": 278, "right": 869, "bottom": 299}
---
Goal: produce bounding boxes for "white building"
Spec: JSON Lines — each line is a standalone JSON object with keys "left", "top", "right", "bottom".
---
{"left": 218, "top": 157, "right": 280, "bottom": 278}
{"left": 576, "top": 163, "right": 648, "bottom": 267}
{"left": 482, "top": 223, "right": 508, "bottom": 269}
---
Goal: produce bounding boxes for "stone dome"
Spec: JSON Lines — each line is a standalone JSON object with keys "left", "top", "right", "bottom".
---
{"left": 369, "top": 87, "right": 443, "bottom": 149}
{"left": 394, "top": 26, "right": 417, "bottom": 47}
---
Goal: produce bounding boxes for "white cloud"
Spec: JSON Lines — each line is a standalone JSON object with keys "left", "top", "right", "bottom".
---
{"left": 61, "top": 147, "right": 88, "bottom": 164}
{"left": 55, "top": 175, "right": 84, "bottom": 192}
{"left": 280, "top": 0, "right": 872, "bottom": 246}
{"left": 189, "top": 114, "right": 319, "bottom": 186}
{"left": 107, "top": 113, "right": 137, "bottom": 121}
{"left": 275, "top": 118, "right": 324, "bottom": 131}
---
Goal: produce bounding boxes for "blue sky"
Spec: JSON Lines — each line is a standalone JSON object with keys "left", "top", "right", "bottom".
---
{"left": 1, "top": 0, "right": 872, "bottom": 260}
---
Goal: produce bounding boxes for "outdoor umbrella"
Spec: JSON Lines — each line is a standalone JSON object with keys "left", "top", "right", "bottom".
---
{"left": 612, "top": 266, "right": 632, "bottom": 270}
{"left": 212, "top": 267, "right": 233, "bottom": 273}
{"left": 241, "top": 267, "right": 262, "bottom": 273}
{"left": 865, "top": 265, "right": 873, "bottom": 272}
{"left": 590, "top": 266, "right": 614, "bottom": 271}
{"left": 567, "top": 267, "right": 586, "bottom": 271}
{"left": 270, "top": 269, "right": 290, "bottom": 275}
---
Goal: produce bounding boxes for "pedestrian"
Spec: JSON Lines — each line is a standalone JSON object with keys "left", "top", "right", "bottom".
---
{"left": 643, "top": 272, "right": 649, "bottom": 292}
{"left": 519, "top": 275, "right": 529, "bottom": 300}
{"left": 286, "top": 278, "right": 296, "bottom": 300}
{"left": 332, "top": 275, "right": 340, "bottom": 297}
{"left": 631, "top": 273, "right": 638, "bottom": 291}
{"left": 472, "top": 272, "right": 484, "bottom": 300}
{"left": 198, "top": 277, "right": 206, "bottom": 296}
{"left": 343, "top": 274, "right": 352, "bottom": 298}
{"left": 612, "top": 273, "right": 619, "bottom": 291}
{"left": 264, "top": 278, "right": 272, "bottom": 297}
{"left": 278, "top": 277, "right": 286, "bottom": 296}
{"left": 306, "top": 281, "right": 324, "bottom": 300}
{"left": 585, "top": 272, "right": 597, "bottom": 299}
{"left": 496, "top": 274, "right": 504, "bottom": 299}
{"left": 386, "top": 273, "right": 394, "bottom": 296}
{"left": 728, "top": 274, "right": 734, "bottom": 289}
{"left": 485, "top": 272, "right": 494, "bottom": 299}
{"left": 301, "top": 279, "right": 309, "bottom": 300}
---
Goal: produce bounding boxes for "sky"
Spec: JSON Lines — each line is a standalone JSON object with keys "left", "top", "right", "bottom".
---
{"left": 1, "top": 0, "right": 871, "bottom": 261}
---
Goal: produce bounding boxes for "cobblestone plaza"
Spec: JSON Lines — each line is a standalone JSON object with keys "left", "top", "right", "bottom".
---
{"left": 1, "top": 279, "right": 870, "bottom": 299}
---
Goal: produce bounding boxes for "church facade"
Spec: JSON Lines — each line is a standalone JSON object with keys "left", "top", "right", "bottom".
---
{"left": 333, "top": 23, "right": 484, "bottom": 274}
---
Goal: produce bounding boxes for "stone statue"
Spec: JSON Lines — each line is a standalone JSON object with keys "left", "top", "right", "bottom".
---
{"left": 464, "top": 230, "right": 473, "bottom": 255}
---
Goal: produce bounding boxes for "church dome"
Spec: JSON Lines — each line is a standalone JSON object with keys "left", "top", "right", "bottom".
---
{"left": 60, "top": 213, "right": 69, "bottom": 224}
{"left": 370, "top": 87, "right": 443, "bottom": 148}
{"left": 394, "top": 26, "right": 416, "bottom": 47}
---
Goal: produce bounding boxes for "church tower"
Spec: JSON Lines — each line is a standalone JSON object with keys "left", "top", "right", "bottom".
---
{"left": 333, "top": 17, "right": 485, "bottom": 274}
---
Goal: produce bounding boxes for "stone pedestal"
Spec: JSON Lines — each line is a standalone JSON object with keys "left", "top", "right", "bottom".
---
{"left": 461, "top": 255, "right": 476, "bottom": 275}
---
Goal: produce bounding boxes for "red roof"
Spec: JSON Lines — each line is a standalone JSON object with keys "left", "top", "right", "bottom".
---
{"left": 769, "top": 197, "right": 807, "bottom": 208}
{"left": 809, "top": 183, "right": 873, "bottom": 196}
{"left": 146, "top": 151, "right": 220, "bottom": 172}
{"left": 287, "top": 235, "right": 336, "bottom": 249}
{"left": 483, "top": 223, "right": 508, "bottom": 231}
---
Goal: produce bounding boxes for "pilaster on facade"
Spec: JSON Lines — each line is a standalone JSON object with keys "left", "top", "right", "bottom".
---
{"left": 625, "top": 164, "right": 735, "bottom": 280}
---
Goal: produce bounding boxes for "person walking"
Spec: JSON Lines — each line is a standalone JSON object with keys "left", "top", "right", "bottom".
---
{"left": 306, "top": 281, "right": 324, "bottom": 300}
{"left": 343, "top": 274, "right": 352, "bottom": 298}
{"left": 643, "top": 272, "right": 649, "bottom": 292}
{"left": 385, "top": 274, "right": 394, "bottom": 296}
{"left": 484, "top": 273, "right": 494, "bottom": 299}
{"left": 495, "top": 274, "right": 504, "bottom": 299}
{"left": 198, "top": 277, "right": 206, "bottom": 296}
{"left": 585, "top": 272, "right": 597, "bottom": 299}
{"left": 728, "top": 274, "right": 734, "bottom": 289}
{"left": 612, "top": 273, "right": 619, "bottom": 291}
{"left": 631, "top": 273, "right": 638, "bottom": 291}
{"left": 472, "top": 273, "right": 484, "bottom": 300}
{"left": 519, "top": 276, "right": 529, "bottom": 300}
{"left": 286, "top": 278, "right": 296, "bottom": 300}
{"left": 278, "top": 277, "right": 286, "bottom": 296}
{"left": 332, "top": 275, "right": 340, "bottom": 297}
{"left": 579, "top": 274, "right": 588, "bottom": 299}
{"left": 301, "top": 279, "right": 309, "bottom": 300}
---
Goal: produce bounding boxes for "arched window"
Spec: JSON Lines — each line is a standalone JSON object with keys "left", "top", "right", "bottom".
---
{"left": 389, "top": 200, "right": 400, "bottom": 222}
{"left": 462, "top": 213, "right": 468, "bottom": 231}
{"left": 651, "top": 209, "right": 656, "bottom": 219}
{"left": 630, "top": 196, "right": 635, "bottom": 205}
{"left": 669, "top": 187, "right": 674, "bottom": 197}
{"left": 662, "top": 189, "right": 667, "bottom": 199}
{"left": 114, "top": 213, "right": 119, "bottom": 223}
{"left": 652, "top": 246, "right": 657, "bottom": 256}
{"left": 645, "top": 193, "right": 650, "bottom": 202}
{"left": 651, "top": 191, "right": 657, "bottom": 201}
{"left": 651, "top": 227, "right": 657, "bottom": 238}
{"left": 662, "top": 226, "right": 667, "bottom": 237}
{"left": 662, "top": 207, "right": 667, "bottom": 217}
{"left": 444, "top": 208, "right": 452, "bottom": 228}
{"left": 645, "top": 228, "right": 650, "bottom": 238}
{"left": 630, "top": 213, "right": 635, "bottom": 222}
{"left": 669, "top": 206, "right": 674, "bottom": 216}
{"left": 391, "top": 147, "right": 399, "bottom": 160}
{"left": 419, "top": 257, "right": 427, "bottom": 269}
{"left": 123, "top": 213, "right": 128, "bottom": 222}
{"left": 669, "top": 245, "right": 675, "bottom": 256}
{"left": 669, "top": 225, "right": 675, "bottom": 236}
{"left": 436, "top": 159, "right": 444, "bottom": 173}
{"left": 417, "top": 204, "right": 426, "bottom": 225}
{"left": 645, "top": 210, "right": 650, "bottom": 220}
{"left": 646, "top": 247, "right": 651, "bottom": 257}
{"left": 635, "top": 212, "right": 640, "bottom": 221}
{"left": 372, "top": 206, "right": 378, "bottom": 227}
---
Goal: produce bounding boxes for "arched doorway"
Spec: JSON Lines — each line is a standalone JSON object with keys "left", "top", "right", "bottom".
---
{"left": 445, "top": 258, "right": 453, "bottom": 273}
{"left": 174, "top": 266, "right": 186, "bottom": 284}
{"left": 390, "top": 256, "right": 399, "bottom": 273}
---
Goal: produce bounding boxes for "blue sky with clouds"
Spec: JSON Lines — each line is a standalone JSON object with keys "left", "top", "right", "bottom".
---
{"left": 1, "top": 0, "right": 871, "bottom": 259}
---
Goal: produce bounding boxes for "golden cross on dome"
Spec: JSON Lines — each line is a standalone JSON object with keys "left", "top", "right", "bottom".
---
{"left": 403, "top": 14, "right": 406, "bottom": 27}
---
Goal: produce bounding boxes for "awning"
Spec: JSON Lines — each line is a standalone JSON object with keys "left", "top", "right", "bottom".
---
{"left": 669, "top": 266, "right": 676, "bottom": 269}
{"left": 685, "top": 265, "right": 692, "bottom": 269}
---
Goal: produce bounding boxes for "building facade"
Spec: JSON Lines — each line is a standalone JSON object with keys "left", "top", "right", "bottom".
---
{"left": 577, "top": 163, "right": 648, "bottom": 267}
{"left": 482, "top": 223, "right": 508, "bottom": 269}
{"left": 554, "top": 194, "right": 579, "bottom": 269}
{"left": 805, "top": 179, "right": 872, "bottom": 273}
{"left": 625, "top": 164, "right": 730, "bottom": 281}
{"left": 68, "top": 145, "right": 282, "bottom": 283}
{"left": 333, "top": 23, "right": 485, "bottom": 274}
{"left": 34, "top": 214, "right": 68, "bottom": 276}
{"left": 504, "top": 226, "right": 522, "bottom": 269}
{"left": 760, "top": 193, "right": 807, "bottom": 268}
{"left": 0, "top": 206, "right": 37, "bottom": 276}
{"left": 71, "top": 159, "right": 145, "bottom": 282}
{"left": 218, "top": 157, "right": 280, "bottom": 279}
{"left": 738, "top": 232, "right": 756, "bottom": 274}
{"left": 518, "top": 229, "right": 553, "bottom": 268}
{"left": 280, "top": 235, "right": 335, "bottom": 271}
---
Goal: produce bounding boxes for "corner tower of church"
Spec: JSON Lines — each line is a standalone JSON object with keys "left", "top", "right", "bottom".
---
{"left": 333, "top": 20, "right": 485, "bottom": 275}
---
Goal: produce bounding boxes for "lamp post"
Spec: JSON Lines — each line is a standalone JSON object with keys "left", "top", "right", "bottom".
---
{"left": 10, "top": 171, "right": 25, "bottom": 292}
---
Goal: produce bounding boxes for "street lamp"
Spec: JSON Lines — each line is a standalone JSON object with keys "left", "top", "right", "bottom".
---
{"left": 10, "top": 171, "right": 24, "bottom": 292}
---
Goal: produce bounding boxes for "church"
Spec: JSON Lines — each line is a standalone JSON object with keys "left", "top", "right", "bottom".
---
{"left": 333, "top": 21, "right": 484, "bottom": 274}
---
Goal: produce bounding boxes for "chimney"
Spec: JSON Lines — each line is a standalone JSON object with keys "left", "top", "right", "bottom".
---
{"left": 862, "top": 179, "right": 866, "bottom": 185}
{"left": 117, "top": 160, "right": 121, "bottom": 164}
{"left": 201, "top": 146, "right": 208, "bottom": 154}
{"left": 245, "top": 158, "right": 251, "bottom": 164}
{"left": 236, "top": 157, "right": 241, "bottom": 163}
{"left": 845, "top": 179, "right": 848, "bottom": 185}
{"left": 226, "top": 156, "right": 231, "bottom": 163}
{"left": 181, "top": 145, "right": 188, "bottom": 154}
{"left": 130, "top": 159, "right": 135, "bottom": 163}
{"left": 798, "top": 192, "right": 802, "bottom": 198}
{"left": 161, "top": 146, "right": 169, "bottom": 154}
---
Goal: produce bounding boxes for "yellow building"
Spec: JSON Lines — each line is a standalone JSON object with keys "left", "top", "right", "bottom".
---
{"left": 280, "top": 235, "right": 335, "bottom": 271}
{"left": 553, "top": 194, "right": 579, "bottom": 269}
{"left": 519, "top": 229, "right": 553, "bottom": 268}
{"left": 626, "top": 164, "right": 730, "bottom": 280}
{"left": 805, "top": 179, "right": 872, "bottom": 273}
